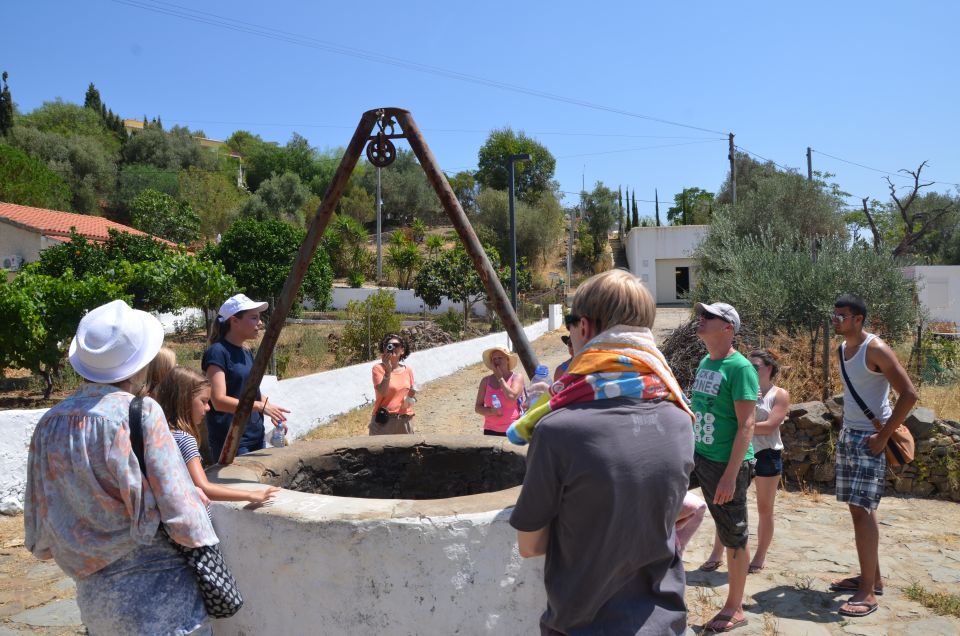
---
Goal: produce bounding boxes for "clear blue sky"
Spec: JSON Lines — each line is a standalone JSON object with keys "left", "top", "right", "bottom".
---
{"left": 5, "top": 0, "right": 959, "bottom": 213}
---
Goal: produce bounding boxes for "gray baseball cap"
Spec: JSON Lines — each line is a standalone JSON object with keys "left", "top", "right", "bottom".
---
{"left": 695, "top": 302, "right": 741, "bottom": 333}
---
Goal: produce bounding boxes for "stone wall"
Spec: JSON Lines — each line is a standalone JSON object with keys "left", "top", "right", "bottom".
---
{"left": 782, "top": 396, "right": 960, "bottom": 501}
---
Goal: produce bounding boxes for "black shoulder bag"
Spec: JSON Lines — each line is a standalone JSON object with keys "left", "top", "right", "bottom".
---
{"left": 837, "top": 345, "right": 915, "bottom": 467}
{"left": 129, "top": 397, "right": 244, "bottom": 619}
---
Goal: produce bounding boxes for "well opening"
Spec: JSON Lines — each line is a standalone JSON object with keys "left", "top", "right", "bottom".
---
{"left": 285, "top": 442, "right": 526, "bottom": 500}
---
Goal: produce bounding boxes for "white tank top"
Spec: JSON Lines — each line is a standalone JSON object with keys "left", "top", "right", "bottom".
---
{"left": 753, "top": 386, "right": 784, "bottom": 452}
{"left": 840, "top": 333, "right": 893, "bottom": 432}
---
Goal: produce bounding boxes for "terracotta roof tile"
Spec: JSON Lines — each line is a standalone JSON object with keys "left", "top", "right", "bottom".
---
{"left": 0, "top": 201, "right": 176, "bottom": 247}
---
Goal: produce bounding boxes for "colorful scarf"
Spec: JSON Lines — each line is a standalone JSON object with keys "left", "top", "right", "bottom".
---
{"left": 506, "top": 325, "right": 693, "bottom": 445}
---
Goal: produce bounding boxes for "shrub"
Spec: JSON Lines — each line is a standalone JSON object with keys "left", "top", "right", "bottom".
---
{"left": 336, "top": 290, "right": 401, "bottom": 366}
{"left": 435, "top": 307, "right": 464, "bottom": 340}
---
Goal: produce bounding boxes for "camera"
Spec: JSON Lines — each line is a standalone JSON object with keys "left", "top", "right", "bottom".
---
{"left": 386, "top": 343, "right": 396, "bottom": 352}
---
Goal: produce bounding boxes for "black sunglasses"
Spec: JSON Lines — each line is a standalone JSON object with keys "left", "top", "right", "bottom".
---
{"left": 699, "top": 312, "right": 729, "bottom": 323}
{"left": 561, "top": 335, "right": 571, "bottom": 346}
{"left": 564, "top": 313, "right": 581, "bottom": 327}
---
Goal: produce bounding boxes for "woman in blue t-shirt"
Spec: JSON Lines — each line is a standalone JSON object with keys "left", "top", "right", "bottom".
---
{"left": 202, "top": 294, "right": 290, "bottom": 462}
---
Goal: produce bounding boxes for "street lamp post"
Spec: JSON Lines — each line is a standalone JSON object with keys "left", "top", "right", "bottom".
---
{"left": 508, "top": 153, "right": 531, "bottom": 309}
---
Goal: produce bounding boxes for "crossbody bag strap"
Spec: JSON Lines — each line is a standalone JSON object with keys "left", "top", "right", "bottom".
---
{"left": 128, "top": 396, "right": 147, "bottom": 476}
{"left": 837, "top": 344, "right": 876, "bottom": 421}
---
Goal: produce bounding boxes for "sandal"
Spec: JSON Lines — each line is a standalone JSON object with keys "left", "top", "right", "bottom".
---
{"left": 838, "top": 600, "right": 878, "bottom": 617}
{"left": 829, "top": 576, "right": 883, "bottom": 595}
{"left": 748, "top": 564, "right": 764, "bottom": 574}
{"left": 699, "top": 559, "right": 723, "bottom": 572}
{"left": 704, "top": 612, "right": 748, "bottom": 633}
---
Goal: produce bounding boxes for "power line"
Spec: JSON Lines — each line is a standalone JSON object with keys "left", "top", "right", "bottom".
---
{"left": 556, "top": 139, "right": 725, "bottom": 159}
{"left": 111, "top": 0, "right": 727, "bottom": 136}
{"left": 733, "top": 145, "right": 797, "bottom": 174}
{"left": 813, "top": 149, "right": 960, "bottom": 188}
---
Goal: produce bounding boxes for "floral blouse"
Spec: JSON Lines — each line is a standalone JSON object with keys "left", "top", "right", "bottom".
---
{"left": 24, "top": 384, "right": 217, "bottom": 578}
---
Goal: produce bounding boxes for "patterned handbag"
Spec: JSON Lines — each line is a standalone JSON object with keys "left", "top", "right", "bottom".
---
{"left": 129, "top": 398, "right": 244, "bottom": 618}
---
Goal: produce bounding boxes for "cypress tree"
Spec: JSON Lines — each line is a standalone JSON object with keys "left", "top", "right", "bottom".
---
{"left": 655, "top": 189, "right": 661, "bottom": 227}
{"left": 631, "top": 191, "right": 639, "bottom": 227}
{"left": 0, "top": 72, "right": 14, "bottom": 137}
{"left": 84, "top": 83, "right": 103, "bottom": 112}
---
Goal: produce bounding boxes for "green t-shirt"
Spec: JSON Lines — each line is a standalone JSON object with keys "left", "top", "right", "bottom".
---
{"left": 691, "top": 351, "right": 759, "bottom": 463}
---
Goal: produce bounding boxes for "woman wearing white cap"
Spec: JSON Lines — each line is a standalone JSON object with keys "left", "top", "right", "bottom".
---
{"left": 24, "top": 299, "right": 218, "bottom": 635}
{"left": 203, "top": 294, "right": 290, "bottom": 462}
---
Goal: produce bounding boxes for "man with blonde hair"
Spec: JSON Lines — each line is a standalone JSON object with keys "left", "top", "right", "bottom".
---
{"left": 510, "top": 269, "right": 694, "bottom": 635}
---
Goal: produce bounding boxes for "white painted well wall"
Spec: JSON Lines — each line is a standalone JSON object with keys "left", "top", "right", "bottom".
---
{"left": 0, "top": 316, "right": 553, "bottom": 514}
{"left": 210, "top": 493, "right": 546, "bottom": 635}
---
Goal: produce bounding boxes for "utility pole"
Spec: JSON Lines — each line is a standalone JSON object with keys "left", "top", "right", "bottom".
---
{"left": 808, "top": 147, "right": 830, "bottom": 400}
{"left": 728, "top": 133, "right": 736, "bottom": 205}
{"left": 376, "top": 166, "right": 383, "bottom": 282}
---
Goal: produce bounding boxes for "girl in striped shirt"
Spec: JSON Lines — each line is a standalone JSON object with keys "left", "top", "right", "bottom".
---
{"left": 155, "top": 367, "right": 279, "bottom": 506}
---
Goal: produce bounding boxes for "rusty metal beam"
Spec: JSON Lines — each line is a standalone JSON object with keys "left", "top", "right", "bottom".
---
{"left": 218, "top": 109, "right": 379, "bottom": 465}
{"left": 393, "top": 110, "right": 539, "bottom": 378}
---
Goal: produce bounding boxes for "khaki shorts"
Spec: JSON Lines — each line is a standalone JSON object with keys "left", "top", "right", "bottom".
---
{"left": 369, "top": 413, "right": 414, "bottom": 435}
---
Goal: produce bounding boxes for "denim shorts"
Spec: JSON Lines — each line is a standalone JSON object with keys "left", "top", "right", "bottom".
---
{"left": 754, "top": 448, "right": 783, "bottom": 477}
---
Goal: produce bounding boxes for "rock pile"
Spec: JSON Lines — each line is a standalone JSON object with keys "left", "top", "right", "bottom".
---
{"left": 780, "top": 395, "right": 960, "bottom": 500}
{"left": 401, "top": 322, "right": 455, "bottom": 353}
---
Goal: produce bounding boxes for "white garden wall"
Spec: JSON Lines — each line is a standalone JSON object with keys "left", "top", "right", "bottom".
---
{"left": 326, "top": 286, "right": 490, "bottom": 316}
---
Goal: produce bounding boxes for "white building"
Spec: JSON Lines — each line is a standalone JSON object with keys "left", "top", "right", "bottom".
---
{"left": 902, "top": 266, "right": 960, "bottom": 328}
{"left": 624, "top": 225, "right": 708, "bottom": 304}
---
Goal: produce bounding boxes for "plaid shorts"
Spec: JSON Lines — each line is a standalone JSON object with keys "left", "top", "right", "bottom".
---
{"left": 835, "top": 428, "right": 886, "bottom": 511}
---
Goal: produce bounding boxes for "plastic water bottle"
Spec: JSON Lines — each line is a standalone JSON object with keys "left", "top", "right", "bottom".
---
{"left": 491, "top": 394, "right": 502, "bottom": 410}
{"left": 526, "top": 364, "right": 551, "bottom": 406}
{"left": 269, "top": 423, "right": 287, "bottom": 448}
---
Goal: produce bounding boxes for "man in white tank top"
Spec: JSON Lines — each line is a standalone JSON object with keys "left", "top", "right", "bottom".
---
{"left": 830, "top": 294, "right": 917, "bottom": 618}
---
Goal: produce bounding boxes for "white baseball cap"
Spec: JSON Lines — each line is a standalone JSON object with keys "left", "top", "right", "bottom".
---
{"left": 695, "top": 302, "right": 742, "bottom": 334}
{"left": 217, "top": 293, "right": 268, "bottom": 322}
{"left": 68, "top": 300, "right": 165, "bottom": 384}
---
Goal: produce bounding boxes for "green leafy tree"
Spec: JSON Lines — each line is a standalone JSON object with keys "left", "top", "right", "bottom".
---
{"left": 448, "top": 170, "right": 478, "bottom": 214}
{"left": 123, "top": 125, "right": 215, "bottom": 171}
{"left": 337, "top": 183, "right": 375, "bottom": 223}
{"left": 83, "top": 83, "right": 102, "bottom": 113}
{"left": 0, "top": 144, "right": 72, "bottom": 209}
{"left": 476, "top": 128, "right": 556, "bottom": 204}
{"left": 322, "top": 214, "right": 371, "bottom": 278}
{"left": 215, "top": 218, "right": 332, "bottom": 312}
{"left": 130, "top": 189, "right": 201, "bottom": 244}
{"left": 583, "top": 182, "right": 618, "bottom": 258}
{"left": 358, "top": 149, "right": 440, "bottom": 225}
{"left": 474, "top": 188, "right": 565, "bottom": 268}
{"left": 113, "top": 163, "right": 180, "bottom": 216}
{"left": 667, "top": 187, "right": 714, "bottom": 225}
{"left": 0, "top": 71, "right": 14, "bottom": 137}
{"left": 239, "top": 171, "right": 310, "bottom": 224}
{"left": 5, "top": 267, "right": 128, "bottom": 396}
{"left": 177, "top": 166, "right": 244, "bottom": 238}
{"left": 386, "top": 235, "right": 422, "bottom": 289}
{"left": 425, "top": 234, "right": 444, "bottom": 258}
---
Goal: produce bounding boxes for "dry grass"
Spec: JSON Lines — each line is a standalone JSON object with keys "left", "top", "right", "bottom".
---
{"left": 917, "top": 383, "right": 960, "bottom": 421}
{"left": 761, "top": 612, "right": 781, "bottom": 636}
{"left": 301, "top": 405, "right": 372, "bottom": 440}
{"left": 904, "top": 581, "right": 960, "bottom": 618}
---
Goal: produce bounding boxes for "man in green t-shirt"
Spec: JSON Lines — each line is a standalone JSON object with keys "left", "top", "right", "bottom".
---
{"left": 689, "top": 301, "right": 758, "bottom": 634}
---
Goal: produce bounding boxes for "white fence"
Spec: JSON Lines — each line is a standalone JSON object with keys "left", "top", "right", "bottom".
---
{"left": 0, "top": 310, "right": 561, "bottom": 515}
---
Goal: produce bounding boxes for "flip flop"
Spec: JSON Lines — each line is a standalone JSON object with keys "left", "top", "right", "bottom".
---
{"left": 699, "top": 559, "right": 723, "bottom": 572}
{"left": 748, "top": 564, "right": 764, "bottom": 574}
{"left": 703, "top": 613, "right": 748, "bottom": 633}
{"left": 829, "top": 576, "right": 884, "bottom": 595}
{"left": 838, "top": 600, "right": 878, "bottom": 617}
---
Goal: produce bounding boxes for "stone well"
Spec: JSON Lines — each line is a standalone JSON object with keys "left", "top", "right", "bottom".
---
{"left": 206, "top": 435, "right": 545, "bottom": 635}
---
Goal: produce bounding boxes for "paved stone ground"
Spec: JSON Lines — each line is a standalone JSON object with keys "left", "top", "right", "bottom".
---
{"left": 4, "top": 307, "right": 959, "bottom": 634}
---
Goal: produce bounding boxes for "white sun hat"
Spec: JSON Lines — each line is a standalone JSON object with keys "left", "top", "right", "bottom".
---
{"left": 217, "top": 293, "right": 268, "bottom": 322}
{"left": 68, "top": 299, "right": 165, "bottom": 384}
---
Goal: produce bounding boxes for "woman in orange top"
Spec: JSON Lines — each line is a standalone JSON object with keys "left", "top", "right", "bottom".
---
{"left": 370, "top": 333, "right": 417, "bottom": 435}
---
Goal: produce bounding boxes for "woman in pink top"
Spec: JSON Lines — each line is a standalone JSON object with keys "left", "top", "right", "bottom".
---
{"left": 474, "top": 346, "right": 525, "bottom": 436}
{"left": 370, "top": 333, "right": 417, "bottom": 435}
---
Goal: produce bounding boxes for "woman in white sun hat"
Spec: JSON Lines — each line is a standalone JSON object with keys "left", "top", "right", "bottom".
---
{"left": 202, "top": 293, "right": 290, "bottom": 462}
{"left": 24, "top": 299, "right": 218, "bottom": 635}
{"left": 474, "top": 345, "right": 525, "bottom": 436}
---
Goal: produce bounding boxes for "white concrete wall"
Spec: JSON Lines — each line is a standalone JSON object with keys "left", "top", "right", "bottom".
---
{"left": 903, "top": 266, "right": 960, "bottom": 326}
{"left": 0, "top": 317, "right": 553, "bottom": 514}
{"left": 624, "top": 225, "right": 708, "bottom": 303}
{"left": 155, "top": 308, "right": 205, "bottom": 334}
{"left": 0, "top": 222, "right": 42, "bottom": 266}
{"left": 0, "top": 409, "right": 44, "bottom": 514}
{"left": 210, "top": 493, "right": 545, "bottom": 635}
{"left": 325, "top": 286, "right": 490, "bottom": 317}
